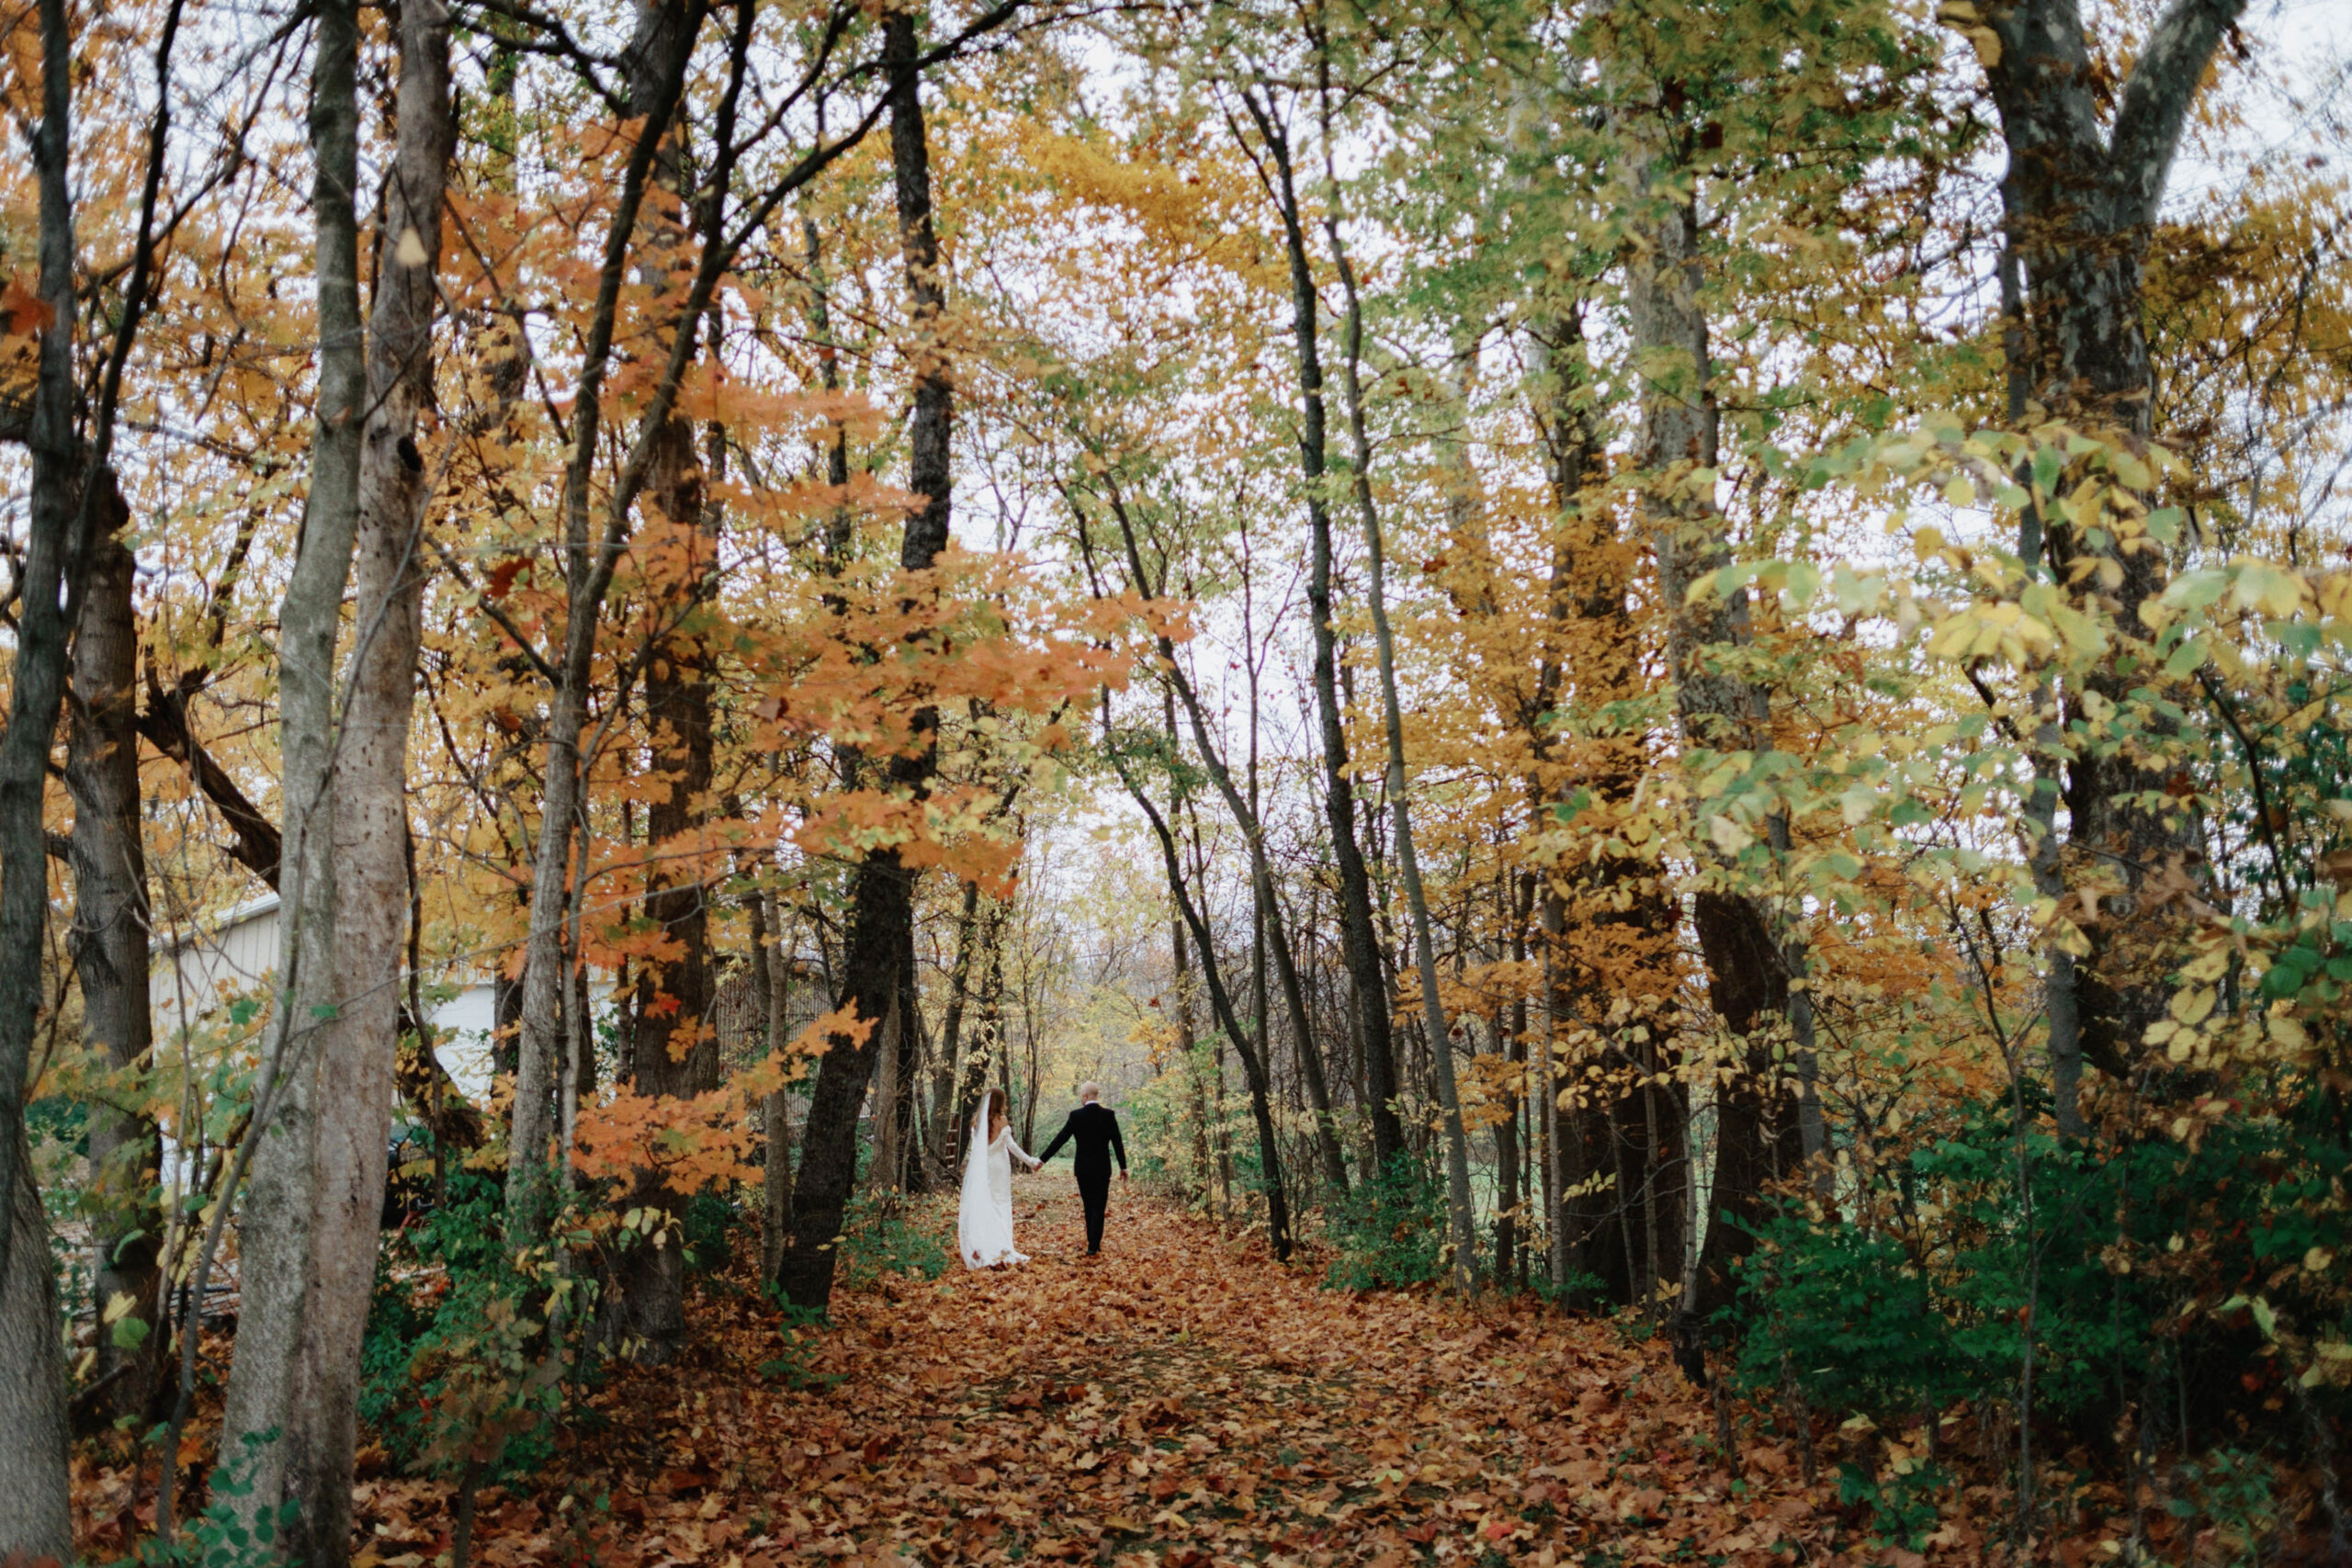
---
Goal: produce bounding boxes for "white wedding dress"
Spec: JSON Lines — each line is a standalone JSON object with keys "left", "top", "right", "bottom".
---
{"left": 958, "top": 1118, "right": 1037, "bottom": 1269}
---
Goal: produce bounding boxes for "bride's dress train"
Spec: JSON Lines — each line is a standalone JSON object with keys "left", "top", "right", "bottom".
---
{"left": 958, "top": 1119, "right": 1037, "bottom": 1269}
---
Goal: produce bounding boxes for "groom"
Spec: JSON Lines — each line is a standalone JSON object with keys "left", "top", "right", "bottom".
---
{"left": 1035, "top": 1081, "right": 1127, "bottom": 1256}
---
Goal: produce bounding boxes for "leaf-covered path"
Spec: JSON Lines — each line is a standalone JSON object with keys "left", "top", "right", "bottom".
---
{"left": 356, "top": 1193, "right": 1927, "bottom": 1566}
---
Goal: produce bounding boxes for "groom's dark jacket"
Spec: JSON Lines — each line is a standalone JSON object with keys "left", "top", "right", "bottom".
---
{"left": 1036, "top": 1102, "right": 1126, "bottom": 1184}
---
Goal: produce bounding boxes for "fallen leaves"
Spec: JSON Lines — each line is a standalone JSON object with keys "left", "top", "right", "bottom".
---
{"left": 73, "top": 1193, "right": 2054, "bottom": 1563}
{"left": 353, "top": 1191, "right": 1883, "bottom": 1565}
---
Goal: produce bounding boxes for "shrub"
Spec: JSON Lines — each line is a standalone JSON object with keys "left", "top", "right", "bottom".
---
{"left": 680, "top": 1189, "right": 740, "bottom": 1274}
{"left": 114, "top": 1430, "right": 298, "bottom": 1567}
{"left": 834, "top": 1190, "right": 949, "bottom": 1291}
{"left": 1730, "top": 1090, "right": 2352, "bottom": 1447}
{"left": 1837, "top": 1459, "right": 1951, "bottom": 1553}
{"left": 2167, "top": 1449, "right": 2278, "bottom": 1565}
{"left": 1736, "top": 1221, "right": 1962, "bottom": 1426}
{"left": 1324, "top": 1156, "right": 1449, "bottom": 1292}
{"left": 755, "top": 1292, "right": 836, "bottom": 1388}
{"left": 359, "top": 1166, "right": 576, "bottom": 1485}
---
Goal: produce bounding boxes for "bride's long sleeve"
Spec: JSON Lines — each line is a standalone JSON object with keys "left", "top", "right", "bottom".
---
{"left": 1006, "top": 1135, "right": 1040, "bottom": 1168}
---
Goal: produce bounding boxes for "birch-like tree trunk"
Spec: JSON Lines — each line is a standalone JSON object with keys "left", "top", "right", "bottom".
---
{"left": 220, "top": 1, "right": 451, "bottom": 1553}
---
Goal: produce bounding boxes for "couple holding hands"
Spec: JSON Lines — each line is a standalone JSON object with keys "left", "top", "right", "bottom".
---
{"left": 956, "top": 1082, "right": 1126, "bottom": 1269}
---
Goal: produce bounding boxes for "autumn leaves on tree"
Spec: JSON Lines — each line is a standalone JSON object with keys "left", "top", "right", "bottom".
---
{"left": 4, "top": 0, "right": 2352, "bottom": 1559}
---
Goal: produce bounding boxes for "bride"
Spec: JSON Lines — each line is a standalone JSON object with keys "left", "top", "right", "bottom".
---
{"left": 958, "top": 1088, "right": 1041, "bottom": 1269}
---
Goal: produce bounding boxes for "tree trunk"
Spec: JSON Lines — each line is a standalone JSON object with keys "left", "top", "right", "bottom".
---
{"left": 1492, "top": 1013, "right": 1521, "bottom": 1289}
{"left": 505, "top": 0, "right": 704, "bottom": 1236}
{"left": 1238, "top": 90, "right": 1406, "bottom": 1174}
{"left": 1521, "top": 308, "right": 1643, "bottom": 1305}
{"left": 604, "top": 0, "right": 719, "bottom": 1362}
{"left": 1101, "top": 558, "right": 1351, "bottom": 1195}
{"left": 1982, "top": 0, "right": 2243, "bottom": 1116}
{"left": 899, "top": 960, "right": 932, "bottom": 1190}
{"left": 1322, "top": 220, "right": 1477, "bottom": 1292}
{"left": 1120, "top": 762, "right": 1294, "bottom": 1260}
{"left": 220, "top": 3, "right": 451, "bottom": 1554}
{"left": 0, "top": 0, "right": 89, "bottom": 1549}
{"left": 953, "top": 901, "right": 1008, "bottom": 1154}
{"left": 215, "top": 0, "right": 370, "bottom": 1533}
{"left": 1537, "top": 917, "right": 1566, "bottom": 1292}
{"left": 756, "top": 891, "right": 796, "bottom": 1280}
{"left": 1619, "top": 139, "right": 1806, "bottom": 1315}
{"left": 0, "top": 1130, "right": 70, "bottom": 1555}
{"left": 932, "top": 877, "right": 981, "bottom": 1175}
{"left": 775, "top": 4, "right": 953, "bottom": 1309}
{"left": 1171, "top": 908, "right": 1217, "bottom": 1205}
{"left": 871, "top": 993, "right": 904, "bottom": 1190}
{"left": 68, "top": 528, "right": 164, "bottom": 1427}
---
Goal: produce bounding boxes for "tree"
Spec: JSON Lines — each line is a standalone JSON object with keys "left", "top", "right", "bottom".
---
{"left": 1975, "top": 0, "right": 2251, "bottom": 1124}
{"left": 775, "top": 2, "right": 961, "bottom": 1308}
{"left": 219, "top": 0, "right": 453, "bottom": 1549}
{"left": 0, "top": 0, "right": 175, "bottom": 1544}
{"left": 599, "top": 0, "right": 725, "bottom": 1365}
{"left": 68, "top": 505, "right": 164, "bottom": 1428}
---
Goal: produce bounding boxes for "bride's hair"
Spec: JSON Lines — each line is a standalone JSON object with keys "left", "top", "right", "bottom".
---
{"left": 985, "top": 1089, "right": 1008, "bottom": 1141}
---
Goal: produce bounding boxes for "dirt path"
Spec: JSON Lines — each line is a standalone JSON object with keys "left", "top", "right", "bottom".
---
{"left": 353, "top": 1191, "right": 1894, "bottom": 1566}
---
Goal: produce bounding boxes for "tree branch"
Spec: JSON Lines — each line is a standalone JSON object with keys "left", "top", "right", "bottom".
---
{"left": 2109, "top": 0, "right": 2249, "bottom": 230}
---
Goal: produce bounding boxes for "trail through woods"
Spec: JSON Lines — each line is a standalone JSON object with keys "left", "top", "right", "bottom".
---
{"left": 292, "top": 1195, "right": 2004, "bottom": 1566}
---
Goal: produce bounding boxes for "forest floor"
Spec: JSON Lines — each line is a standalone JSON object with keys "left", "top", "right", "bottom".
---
{"left": 72, "top": 1190, "right": 2102, "bottom": 1565}
{"left": 335, "top": 1188, "right": 2020, "bottom": 1568}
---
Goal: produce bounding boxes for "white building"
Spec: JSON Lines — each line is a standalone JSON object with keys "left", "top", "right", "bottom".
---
{"left": 150, "top": 894, "right": 504, "bottom": 1099}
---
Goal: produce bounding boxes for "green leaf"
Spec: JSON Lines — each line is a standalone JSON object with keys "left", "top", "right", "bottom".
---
{"left": 2162, "top": 569, "right": 2230, "bottom": 614}
{"left": 2031, "top": 446, "right": 2063, "bottom": 493}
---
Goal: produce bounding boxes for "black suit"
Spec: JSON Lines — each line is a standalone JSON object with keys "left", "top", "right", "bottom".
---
{"left": 1036, "top": 1101, "right": 1126, "bottom": 1253}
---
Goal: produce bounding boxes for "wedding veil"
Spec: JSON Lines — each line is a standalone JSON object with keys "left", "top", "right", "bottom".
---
{"left": 956, "top": 1092, "right": 998, "bottom": 1268}
{"left": 960, "top": 1094, "right": 994, "bottom": 1204}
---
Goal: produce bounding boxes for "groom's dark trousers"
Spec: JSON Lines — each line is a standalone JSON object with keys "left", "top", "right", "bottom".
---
{"left": 1037, "top": 1101, "right": 1127, "bottom": 1254}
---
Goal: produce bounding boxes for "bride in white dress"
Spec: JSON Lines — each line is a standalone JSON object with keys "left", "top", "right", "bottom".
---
{"left": 958, "top": 1088, "right": 1041, "bottom": 1269}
